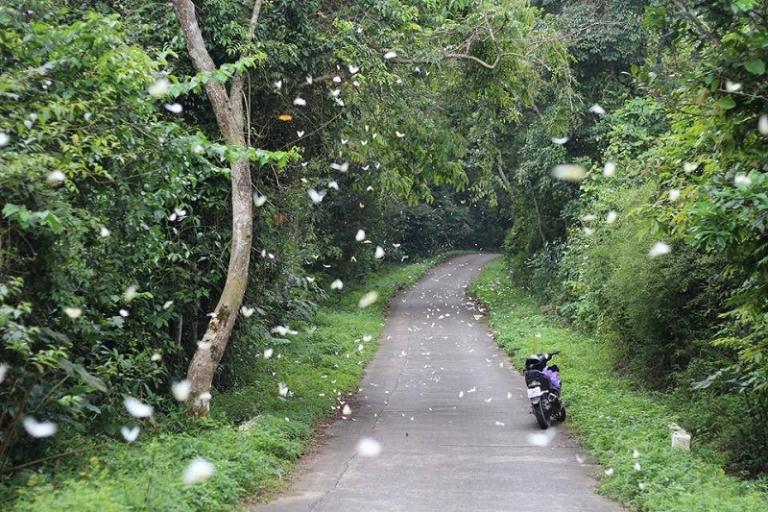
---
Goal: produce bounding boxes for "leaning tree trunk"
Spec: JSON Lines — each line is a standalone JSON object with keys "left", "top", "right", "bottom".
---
{"left": 171, "top": 0, "right": 261, "bottom": 416}
{"left": 186, "top": 158, "right": 252, "bottom": 415}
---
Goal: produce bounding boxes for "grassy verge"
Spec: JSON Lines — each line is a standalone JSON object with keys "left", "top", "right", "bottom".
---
{"left": 5, "top": 254, "right": 455, "bottom": 511}
{"left": 469, "top": 258, "right": 768, "bottom": 512}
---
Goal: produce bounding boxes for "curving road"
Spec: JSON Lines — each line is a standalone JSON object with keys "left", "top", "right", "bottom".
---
{"left": 251, "top": 253, "right": 622, "bottom": 512}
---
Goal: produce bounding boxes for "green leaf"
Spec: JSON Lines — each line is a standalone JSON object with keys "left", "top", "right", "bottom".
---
{"left": 744, "top": 58, "right": 765, "bottom": 75}
{"left": 718, "top": 96, "right": 736, "bottom": 110}
{"left": 2, "top": 203, "right": 21, "bottom": 218}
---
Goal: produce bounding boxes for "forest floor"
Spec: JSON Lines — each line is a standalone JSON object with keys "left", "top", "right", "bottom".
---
{"left": 469, "top": 258, "right": 768, "bottom": 512}
{"left": 250, "top": 253, "right": 620, "bottom": 512}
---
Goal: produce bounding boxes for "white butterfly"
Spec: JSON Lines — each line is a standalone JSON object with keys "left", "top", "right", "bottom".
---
{"left": 589, "top": 104, "right": 606, "bottom": 116}
{"left": 124, "top": 396, "right": 154, "bottom": 418}
{"left": 348, "top": 65, "right": 359, "bottom": 74}
{"left": 164, "top": 103, "right": 183, "bottom": 114}
{"left": 330, "top": 162, "right": 349, "bottom": 172}
{"left": 356, "top": 437, "right": 382, "bottom": 457}
{"left": 47, "top": 170, "right": 65, "bottom": 185}
{"left": 355, "top": 229, "right": 366, "bottom": 242}
{"left": 305, "top": 75, "right": 313, "bottom": 85}
{"left": 253, "top": 194, "right": 267, "bottom": 207}
{"left": 293, "top": 97, "right": 306, "bottom": 106}
{"left": 124, "top": 286, "right": 138, "bottom": 301}
{"left": 328, "top": 181, "right": 339, "bottom": 190}
{"left": 759, "top": 114, "right": 768, "bottom": 136}
{"left": 182, "top": 458, "right": 215, "bottom": 485}
{"left": 330, "top": 279, "right": 344, "bottom": 290}
{"left": 273, "top": 80, "right": 283, "bottom": 90}
{"left": 63, "top": 307, "right": 82, "bottom": 319}
{"left": 734, "top": 174, "right": 751, "bottom": 187}
{"left": 375, "top": 246, "right": 385, "bottom": 259}
{"left": 648, "top": 242, "right": 671, "bottom": 258}
{"left": 358, "top": 291, "right": 379, "bottom": 308}
{"left": 263, "top": 348, "right": 274, "bottom": 359}
{"left": 551, "top": 164, "right": 586, "bottom": 182}
{"left": 603, "top": 162, "right": 617, "bottom": 177}
{"left": 395, "top": 131, "right": 405, "bottom": 138}
{"left": 297, "top": 131, "right": 305, "bottom": 138}
{"left": 121, "top": 425, "right": 140, "bottom": 443}
{"left": 308, "top": 188, "right": 327, "bottom": 204}
{"left": 551, "top": 136, "right": 569, "bottom": 145}
{"left": 22, "top": 417, "right": 57, "bottom": 438}
{"left": 725, "top": 80, "right": 742, "bottom": 93}
{"left": 172, "top": 380, "right": 191, "bottom": 401}
{"left": 148, "top": 78, "right": 170, "bottom": 98}
{"left": 240, "top": 306, "right": 255, "bottom": 317}
{"left": 384, "top": 51, "right": 397, "bottom": 60}
{"left": 333, "top": 76, "right": 342, "bottom": 83}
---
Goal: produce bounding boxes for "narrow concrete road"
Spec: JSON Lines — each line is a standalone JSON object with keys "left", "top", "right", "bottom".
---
{"left": 251, "top": 253, "right": 621, "bottom": 512}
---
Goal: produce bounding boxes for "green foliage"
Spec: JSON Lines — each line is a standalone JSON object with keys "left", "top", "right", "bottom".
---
{"left": 471, "top": 260, "right": 768, "bottom": 512}
{"left": 500, "top": 0, "right": 768, "bottom": 477}
{"left": 4, "top": 257, "right": 447, "bottom": 510}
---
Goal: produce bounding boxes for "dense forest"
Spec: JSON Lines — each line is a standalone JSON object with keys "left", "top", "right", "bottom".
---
{"left": 1, "top": 0, "right": 767, "bottom": 510}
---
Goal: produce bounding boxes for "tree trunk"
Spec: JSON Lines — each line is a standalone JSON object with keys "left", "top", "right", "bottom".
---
{"left": 171, "top": 0, "right": 261, "bottom": 416}
{"left": 186, "top": 158, "right": 252, "bottom": 415}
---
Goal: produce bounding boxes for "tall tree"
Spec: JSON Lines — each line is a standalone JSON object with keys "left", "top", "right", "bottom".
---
{"left": 170, "top": 0, "right": 261, "bottom": 416}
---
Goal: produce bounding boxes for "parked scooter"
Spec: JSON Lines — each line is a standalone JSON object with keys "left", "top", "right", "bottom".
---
{"left": 524, "top": 351, "right": 566, "bottom": 429}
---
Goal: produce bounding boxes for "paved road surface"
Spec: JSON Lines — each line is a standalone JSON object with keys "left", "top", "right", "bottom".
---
{"left": 251, "top": 253, "right": 621, "bottom": 512}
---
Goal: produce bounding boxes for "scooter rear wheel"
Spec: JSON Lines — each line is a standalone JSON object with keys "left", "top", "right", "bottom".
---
{"left": 532, "top": 401, "right": 552, "bottom": 429}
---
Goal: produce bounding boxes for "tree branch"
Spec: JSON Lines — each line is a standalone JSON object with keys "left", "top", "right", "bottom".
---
{"left": 444, "top": 52, "right": 502, "bottom": 70}
{"left": 170, "top": 0, "right": 237, "bottom": 140}
{"left": 671, "top": 0, "right": 722, "bottom": 48}
{"left": 231, "top": 0, "right": 264, "bottom": 104}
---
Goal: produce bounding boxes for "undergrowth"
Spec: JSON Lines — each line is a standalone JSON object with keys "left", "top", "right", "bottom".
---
{"left": 3, "top": 255, "right": 454, "bottom": 511}
{"left": 470, "top": 258, "right": 768, "bottom": 512}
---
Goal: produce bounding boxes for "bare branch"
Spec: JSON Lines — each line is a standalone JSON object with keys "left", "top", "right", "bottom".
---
{"left": 444, "top": 52, "right": 502, "bottom": 70}
{"left": 247, "top": 0, "right": 263, "bottom": 40}
{"left": 231, "top": 0, "right": 264, "bottom": 102}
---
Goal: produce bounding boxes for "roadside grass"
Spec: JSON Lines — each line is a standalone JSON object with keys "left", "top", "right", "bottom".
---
{"left": 4, "top": 254, "right": 456, "bottom": 511}
{"left": 470, "top": 258, "right": 768, "bottom": 512}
